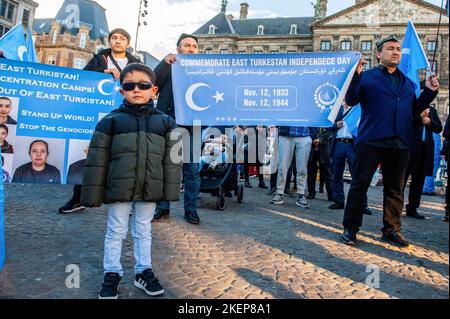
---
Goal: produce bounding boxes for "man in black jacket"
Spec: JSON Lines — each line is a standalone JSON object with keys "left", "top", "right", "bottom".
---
{"left": 152, "top": 33, "right": 202, "bottom": 225}
{"left": 403, "top": 106, "right": 442, "bottom": 219}
{"left": 59, "top": 28, "right": 142, "bottom": 213}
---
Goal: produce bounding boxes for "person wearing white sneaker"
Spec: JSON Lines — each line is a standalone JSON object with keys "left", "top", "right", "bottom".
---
{"left": 81, "top": 64, "right": 181, "bottom": 299}
{"left": 271, "top": 126, "right": 317, "bottom": 207}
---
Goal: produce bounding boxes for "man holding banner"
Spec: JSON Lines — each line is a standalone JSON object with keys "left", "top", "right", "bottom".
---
{"left": 152, "top": 33, "right": 201, "bottom": 225}
{"left": 342, "top": 35, "right": 440, "bottom": 248}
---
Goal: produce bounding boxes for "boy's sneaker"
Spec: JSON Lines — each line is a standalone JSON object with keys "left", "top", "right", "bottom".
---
{"left": 58, "top": 198, "right": 86, "bottom": 213}
{"left": 271, "top": 193, "right": 284, "bottom": 205}
{"left": 135, "top": 269, "right": 164, "bottom": 296}
{"left": 98, "top": 272, "right": 121, "bottom": 299}
{"left": 296, "top": 194, "right": 310, "bottom": 208}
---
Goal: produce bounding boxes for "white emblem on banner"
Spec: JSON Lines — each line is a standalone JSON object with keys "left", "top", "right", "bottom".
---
{"left": 314, "top": 82, "right": 340, "bottom": 112}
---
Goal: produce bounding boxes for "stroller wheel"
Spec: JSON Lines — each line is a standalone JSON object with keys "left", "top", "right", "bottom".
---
{"left": 237, "top": 184, "right": 244, "bottom": 204}
{"left": 216, "top": 196, "right": 226, "bottom": 211}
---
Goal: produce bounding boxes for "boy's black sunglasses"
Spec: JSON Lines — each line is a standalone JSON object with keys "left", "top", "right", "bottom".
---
{"left": 121, "top": 81, "right": 153, "bottom": 91}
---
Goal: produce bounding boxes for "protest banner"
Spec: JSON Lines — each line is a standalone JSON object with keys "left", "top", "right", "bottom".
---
{"left": 0, "top": 59, "right": 121, "bottom": 185}
{"left": 172, "top": 52, "right": 360, "bottom": 127}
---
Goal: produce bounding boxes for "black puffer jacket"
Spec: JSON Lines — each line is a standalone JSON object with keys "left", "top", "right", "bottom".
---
{"left": 84, "top": 49, "right": 141, "bottom": 72}
{"left": 81, "top": 100, "right": 182, "bottom": 207}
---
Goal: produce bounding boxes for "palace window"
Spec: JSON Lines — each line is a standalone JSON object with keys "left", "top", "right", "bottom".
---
{"left": 341, "top": 40, "right": 351, "bottom": 51}
{"left": 427, "top": 40, "right": 437, "bottom": 52}
{"left": 79, "top": 33, "right": 87, "bottom": 49}
{"left": 321, "top": 40, "right": 331, "bottom": 51}
{"left": 0, "top": 0, "right": 17, "bottom": 21}
{"left": 22, "top": 9, "right": 30, "bottom": 28}
{"left": 290, "top": 24, "right": 297, "bottom": 35}
{"left": 47, "top": 54, "right": 56, "bottom": 65}
{"left": 361, "top": 41, "right": 372, "bottom": 51}
{"left": 74, "top": 58, "right": 86, "bottom": 69}
{"left": 257, "top": 25, "right": 264, "bottom": 35}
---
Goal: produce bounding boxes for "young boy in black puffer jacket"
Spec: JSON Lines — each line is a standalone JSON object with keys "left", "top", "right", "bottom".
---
{"left": 81, "top": 63, "right": 182, "bottom": 299}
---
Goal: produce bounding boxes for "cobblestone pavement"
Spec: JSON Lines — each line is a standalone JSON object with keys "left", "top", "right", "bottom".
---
{"left": 0, "top": 180, "right": 448, "bottom": 299}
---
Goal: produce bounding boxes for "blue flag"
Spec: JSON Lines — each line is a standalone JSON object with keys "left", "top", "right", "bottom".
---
{"left": 25, "top": 28, "right": 39, "bottom": 63}
{"left": 343, "top": 104, "right": 361, "bottom": 137}
{"left": 398, "top": 20, "right": 429, "bottom": 97}
{"left": 0, "top": 150, "right": 5, "bottom": 272}
{"left": 0, "top": 23, "right": 27, "bottom": 61}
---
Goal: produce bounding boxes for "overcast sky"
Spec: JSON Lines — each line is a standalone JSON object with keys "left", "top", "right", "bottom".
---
{"left": 34, "top": 0, "right": 444, "bottom": 60}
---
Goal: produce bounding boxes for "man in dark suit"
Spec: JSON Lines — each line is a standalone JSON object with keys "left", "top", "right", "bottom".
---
{"left": 342, "top": 35, "right": 440, "bottom": 247}
{"left": 403, "top": 106, "right": 442, "bottom": 219}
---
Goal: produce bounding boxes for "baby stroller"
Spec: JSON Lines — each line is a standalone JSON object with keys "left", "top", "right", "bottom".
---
{"left": 199, "top": 126, "right": 244, "bottom": 210}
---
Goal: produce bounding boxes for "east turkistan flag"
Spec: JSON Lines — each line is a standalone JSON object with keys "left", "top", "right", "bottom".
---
{"left": 0, "top": 23, "right": 27, "bottom": 61}
{"left": 398, "top": 20, "right": 430, "bottom": 97}
{"left": 343, "top": 104, "right": 361, "bottom": 137}
{"left": 25, "top": 28, "right": 39, "bottom": 63}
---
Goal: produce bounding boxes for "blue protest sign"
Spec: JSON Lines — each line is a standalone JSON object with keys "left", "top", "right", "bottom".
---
{"left": 172, "top": 52, "right": 360, "bottom": 127}
{"left": 0, "top": 149, "right": 4, "bottom": 271}
{"left": 0, "top": 59, "right": 121, "bottom": 185}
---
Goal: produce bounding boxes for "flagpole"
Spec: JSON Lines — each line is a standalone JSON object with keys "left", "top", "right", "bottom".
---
{"left": 431, "top": 0, "right": 445, "bottom": 74}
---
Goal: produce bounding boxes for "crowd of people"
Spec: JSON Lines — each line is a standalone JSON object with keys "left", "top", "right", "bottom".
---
{"left": 1, "top": 28, "right": 448, "bottom": 300}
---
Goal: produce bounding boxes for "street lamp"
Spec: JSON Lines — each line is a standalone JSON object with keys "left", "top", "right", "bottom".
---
{"left": 135, "top": 0, "right": 149, "bottom": 52}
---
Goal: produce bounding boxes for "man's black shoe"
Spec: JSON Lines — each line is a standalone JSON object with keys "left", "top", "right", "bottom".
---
{"left": 363, "top": 207, "right": 373, "bottom": 215}
{"left": 306, "top": 193, "right": 315, "bottom": 200}
{"left": 99, "top": 272, "right": 121, "bottom": 299}
{"left": 185, "top": 211, "right": 200, "bottom": 224}
{"left": 406, "top": 210, "right": 425, "bottom": 220}
{"left": 152, "top": 208, "right": 170, "bottom": 222}
{"left": 381, "top": 231, "right": 410, "bottom": 248}
{"left": 341, "top": 228, "right": 358, "bottom": 246}
{"left": 258, "top": 181, "right": 268, "bottom": 189}
{"left": 329, "top": 202, "right": 345, "bottom": 210}
{"left": 443, "top": 211, "right": 449, "bottom": 222}
{"left": 244, "top": 180, "right": 252, "bottom": 188}
{"left": 58, "top": 198, "right": 86, "bottom": 213}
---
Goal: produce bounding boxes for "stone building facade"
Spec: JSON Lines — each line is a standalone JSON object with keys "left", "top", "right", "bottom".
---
{"left": 0, "top": 0, "right": 38, "bottom": 37}
{"left": 194, "top": 0, "right": 449, "bottom": 120}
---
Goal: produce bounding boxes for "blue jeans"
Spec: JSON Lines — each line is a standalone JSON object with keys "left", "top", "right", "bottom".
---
{"left": 157, "top": 163, "right": 200, "bottom": 212}
{"left": 104, "top": 202, "right": 156, "bottom": 276}
{"left": 331, "top": 141, "right": 367, "bottom": 206}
